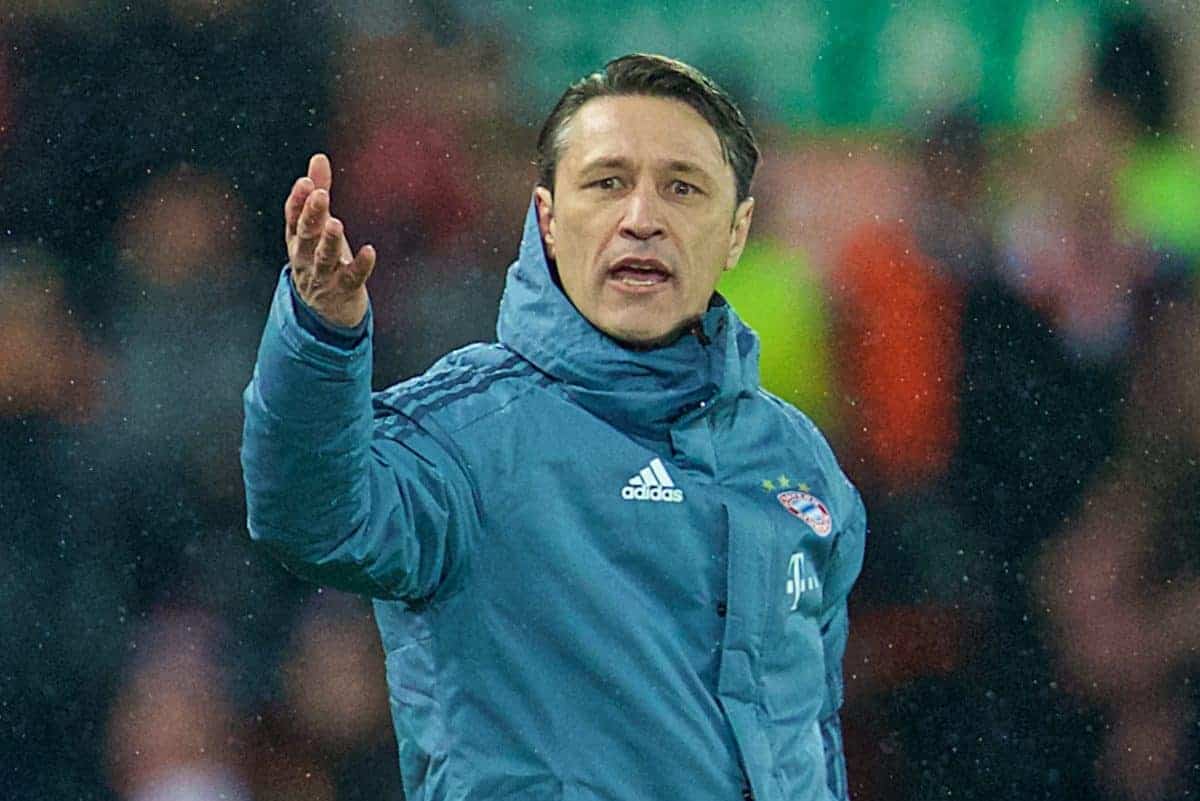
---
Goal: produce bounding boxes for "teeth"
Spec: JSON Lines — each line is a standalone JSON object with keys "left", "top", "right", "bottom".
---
{"left": 620, "top": 276, "right": 659, "bottom": 286}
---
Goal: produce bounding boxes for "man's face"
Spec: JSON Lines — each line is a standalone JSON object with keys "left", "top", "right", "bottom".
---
{"left": 534, "top": 95, "right": 754, "bottom": 346}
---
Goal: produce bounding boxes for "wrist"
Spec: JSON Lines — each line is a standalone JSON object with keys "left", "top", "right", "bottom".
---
{"left": 312, "top": 298, "right": 368, "bottom": 329}
{"left": 287, "top": 269, "right": 370, "bottom": 348}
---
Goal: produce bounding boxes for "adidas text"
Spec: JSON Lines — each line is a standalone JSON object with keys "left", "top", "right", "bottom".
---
{"left": 621, "top": 457, "right": 685, "bottom": 503}
{"left": 621, "top": 485, "right": 684, "bottom": 503}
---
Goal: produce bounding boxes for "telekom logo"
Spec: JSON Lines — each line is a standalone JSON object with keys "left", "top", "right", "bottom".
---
{"left": 786, "top": 552, "right": 820, "bottom": 610}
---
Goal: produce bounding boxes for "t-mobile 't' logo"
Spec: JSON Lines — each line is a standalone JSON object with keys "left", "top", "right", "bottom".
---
{"left": 786, "top": 552, "right": 820, "bottom": 610}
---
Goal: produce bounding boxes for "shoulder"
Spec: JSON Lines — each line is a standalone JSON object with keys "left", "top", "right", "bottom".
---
{"left": 755, "top": 388, "right": 863, "bottom": 518}
{"left": 756, "top": 389, "right": 834, "bottom": 458}
{"left": 372, "top": 343, "right": 551, "bottom": 438}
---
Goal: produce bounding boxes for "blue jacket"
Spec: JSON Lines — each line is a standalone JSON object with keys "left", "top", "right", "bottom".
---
{"left": 242, "top": 199, "right": 866, "bottom": 801}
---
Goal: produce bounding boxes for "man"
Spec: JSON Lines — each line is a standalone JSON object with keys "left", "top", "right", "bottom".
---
{"left": 243, "top": 53, "right": 866, "bottom": 801}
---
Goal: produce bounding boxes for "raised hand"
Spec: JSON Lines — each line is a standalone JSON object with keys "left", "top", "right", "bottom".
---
{"left": 284, "top": 153, "right": 376, "bottom": 328}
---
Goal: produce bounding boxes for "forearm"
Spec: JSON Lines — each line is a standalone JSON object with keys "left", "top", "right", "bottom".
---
{"left": 813, "top": 454, "right": 865, "bottom": 801}
{"left": 241, "top": 267, "right": 375, "bottom": 562}
{"left": 821, "top": 710, "right": 850, "bottom": 801}
{"left": 819, "top": 598, "right": 854, "bottom": 801}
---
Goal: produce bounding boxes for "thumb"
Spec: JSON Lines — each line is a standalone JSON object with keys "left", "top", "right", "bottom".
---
{"left": 342, "top": 244, "right": 376, "bottom": 288}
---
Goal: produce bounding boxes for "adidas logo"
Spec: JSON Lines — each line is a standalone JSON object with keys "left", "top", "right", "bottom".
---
{"left": 621, "top": 457, "right": 684, "bottom": 503}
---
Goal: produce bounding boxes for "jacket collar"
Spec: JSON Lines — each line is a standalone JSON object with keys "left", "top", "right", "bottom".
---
{"left": 496, "top": 197, "right": 760, "bottom": 436}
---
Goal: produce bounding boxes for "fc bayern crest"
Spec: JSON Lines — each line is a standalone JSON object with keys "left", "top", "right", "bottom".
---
{"left": 777, "top": 490, "right": 833, "bottom": 537}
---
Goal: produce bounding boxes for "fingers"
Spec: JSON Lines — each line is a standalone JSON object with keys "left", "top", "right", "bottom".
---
{"left": 345, "top": 244, "right": 376, "bottom": 288}
{"left": 314, "top": 219, "right": 376, "bottom": 282}
{"left": 289, "top": 154, "right": 373, "bottom": 295}
{"left": 294, "top": 188, "right": 329, "bottom": 261}
{"left": 284, "top": 176, "right": 315, "bottom": 239}
{"left": 285, "top": 152, "right": 331, "bottom": 243}
{"left": 308, "top": 153, "right": 332, "bottom": 192}
{"left": 317, "top": 231, "right": 376, "bottom": 288}
{"left": 314, "top": 217, "right": 343, "bottom": 272}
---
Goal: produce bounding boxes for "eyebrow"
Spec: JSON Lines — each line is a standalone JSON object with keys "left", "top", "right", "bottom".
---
{"left": 578, "top": 156, "right": 715, "bottom": 181}
{"left": 663, "top": 159, "right": 710, "bottom": 177}
{"left": 579, "top": 156, "right": 633, "bottom": 173}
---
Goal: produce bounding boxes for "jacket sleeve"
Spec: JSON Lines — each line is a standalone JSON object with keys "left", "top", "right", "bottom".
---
{"left": 240, "top": 267, "right": 477, "bottom": 602}
{"left": 816, "top": 443, "right": 867, "bottom": 801}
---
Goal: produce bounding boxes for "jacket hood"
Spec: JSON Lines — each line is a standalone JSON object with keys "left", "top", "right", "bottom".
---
{"left": 496, "top": 196, "right": 761, "bottom": 436}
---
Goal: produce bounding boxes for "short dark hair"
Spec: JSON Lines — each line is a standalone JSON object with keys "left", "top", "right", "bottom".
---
{"left": 535, "top": 53, "right": 760, "bottom": 205}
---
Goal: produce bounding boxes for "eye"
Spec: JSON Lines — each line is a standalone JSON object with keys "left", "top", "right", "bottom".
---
{"left": 590, "top": 177, "right": 622, "bottom": 191}
{"left": 671, "top": 180, "right": 700, "bottom": 197}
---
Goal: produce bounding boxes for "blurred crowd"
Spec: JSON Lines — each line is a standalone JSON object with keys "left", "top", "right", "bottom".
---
{"left": 2, "top": 2, "right": 1199, "bottom": 800}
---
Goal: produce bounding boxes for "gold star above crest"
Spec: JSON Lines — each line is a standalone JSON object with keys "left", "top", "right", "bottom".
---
{"left": 761, "top": 479, "right": 775, "bottom": 492}
{"left": 777, "top": 474, "right": 791, "bottom": 488}
{"left": 798, "top": 482, "right": 810, "bottom": 492}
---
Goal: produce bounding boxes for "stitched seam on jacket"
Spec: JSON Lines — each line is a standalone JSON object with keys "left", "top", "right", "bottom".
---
{"left": 374, "top": 350, "right": 524, "bottom": 415}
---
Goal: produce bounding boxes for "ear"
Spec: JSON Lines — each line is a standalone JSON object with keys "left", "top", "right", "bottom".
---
{"left": 724, "top": 196, "right": 755, "bottom": 270}
{"left": 534, "top": 186, "right": 557, "bottom": 261}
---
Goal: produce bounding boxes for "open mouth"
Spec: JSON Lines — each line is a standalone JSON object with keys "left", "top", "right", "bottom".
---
{"left": 611, "top": 266, "right": 669, "bottom": 286}
{"left": 607, "top": 258, "right": 672, "bottom": 289}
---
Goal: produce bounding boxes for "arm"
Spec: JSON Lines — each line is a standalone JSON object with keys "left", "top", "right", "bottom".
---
{"left": 241, "top": 268, "right": 476, "bottom": 600}
{"left": 792, "top": 411, "right": 867, "bottom": 801}
{"left": 240, "top": 153, "right": 476, "bottom": 602}
{"left": 778, "top": 402, "right": 868, "bottom": 799}
{"left": 817, "top": 489, "right": 866, "bottom": 801}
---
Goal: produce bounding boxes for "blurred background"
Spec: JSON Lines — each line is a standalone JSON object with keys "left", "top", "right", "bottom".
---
{"left": 1, "top": 0, "right": 1198, "bottom": 799}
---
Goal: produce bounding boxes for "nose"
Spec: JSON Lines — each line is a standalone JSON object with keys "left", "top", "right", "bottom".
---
{"left": 619, "top": 182, "right": 666, "bottom": 241}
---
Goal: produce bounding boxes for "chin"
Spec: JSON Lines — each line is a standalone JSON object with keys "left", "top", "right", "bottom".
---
{"left": 601, "top": 316, "right": 695, "bottom": 351}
